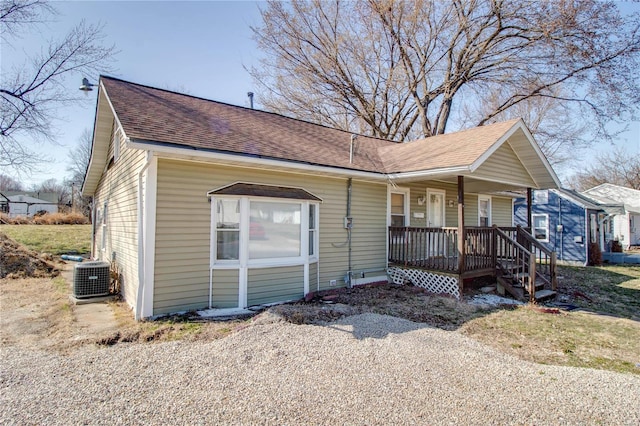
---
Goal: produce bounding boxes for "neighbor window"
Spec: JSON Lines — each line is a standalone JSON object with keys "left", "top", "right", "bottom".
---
{"left": 532, "top": 214, "right": 549, "bottom": 242}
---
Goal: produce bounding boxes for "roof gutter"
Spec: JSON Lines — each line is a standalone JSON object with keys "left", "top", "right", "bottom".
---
{"left": 126, "top": 139, "right": 388, "bottom": 182}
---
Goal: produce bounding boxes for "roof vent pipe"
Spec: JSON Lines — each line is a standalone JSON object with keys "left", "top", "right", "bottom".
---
{"left": 350, "top": 134, "right": 357, "bottom": 164}
{"left": 247, "top": 92, "right": 254, "bottom": 109}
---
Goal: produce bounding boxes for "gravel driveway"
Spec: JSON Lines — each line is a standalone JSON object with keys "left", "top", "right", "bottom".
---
{"left": 1, "top": 313, "right": 639, "bottom": 425}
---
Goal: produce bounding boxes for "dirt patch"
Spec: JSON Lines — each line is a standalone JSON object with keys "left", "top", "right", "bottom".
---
{"left": 263, "top": 284, "right": 498, "bottom": 330}
{"left": 0, "top": 232, "right": 59, "bottom": 279}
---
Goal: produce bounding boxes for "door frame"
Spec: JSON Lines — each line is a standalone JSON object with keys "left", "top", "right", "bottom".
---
{"left": 426, "top": 188, "right": 446, "bottom": 228}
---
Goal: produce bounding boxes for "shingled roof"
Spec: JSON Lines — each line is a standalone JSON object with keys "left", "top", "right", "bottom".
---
{"left": 101, "top": 77, "right": 389, "bottom": 173}
{"left": 85, "top": 76, "right": 559, "bottom": 194}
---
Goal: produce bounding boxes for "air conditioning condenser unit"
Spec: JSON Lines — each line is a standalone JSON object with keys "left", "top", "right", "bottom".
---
{"left": 73, "top": 261, "right": 110, "bottom": 298}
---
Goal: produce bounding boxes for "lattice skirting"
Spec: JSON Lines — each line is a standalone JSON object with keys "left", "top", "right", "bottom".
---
{"left": 387, "top": 267, "right": 460, "bottom": 299}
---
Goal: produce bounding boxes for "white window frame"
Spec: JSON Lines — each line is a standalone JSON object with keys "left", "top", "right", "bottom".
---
{"left": 532, "top": 213, "right": 549, "bottom": 243}
{"left": 101, "top": 202, "right": 108, "bottom": 252}
{"left": 478, "top": 195, "right": 492, "bottom": 227}
{"left": 388, "top": 187, "right": 410, "bottom": 227}
{"left": 211, "top": 196, "right": 319, "bottom": 268}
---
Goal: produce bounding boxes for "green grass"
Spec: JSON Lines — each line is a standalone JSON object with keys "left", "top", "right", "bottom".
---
{"left": 462, "top": 264, "right": 640, "bottom": 375}
{"left": 0, "top": 224, "right": 92, "bottom": 255}
{"left": 557, "top": 265, "right": 640, "bottom": 319}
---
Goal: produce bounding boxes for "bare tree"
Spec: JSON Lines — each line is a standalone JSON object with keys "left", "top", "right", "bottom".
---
{"left": 250, "top": 0, "right": 640, "bottom": 161}
{"left": 0, "top": 173, "right": 23, "bottom": 191}
{"left": 66, "top": 127, "right": 92, "bottom": 184}
{"left": 566, "top": 147, "right": 640, "bottom": 191}
{"left": 31, "top": 178, "right": 69, "bottom": 205}
{"left": 0, "top": 0, "right": 115, "bottom": 172}
{"left": 66, "top": 127, "right": 92, "bottom": 215}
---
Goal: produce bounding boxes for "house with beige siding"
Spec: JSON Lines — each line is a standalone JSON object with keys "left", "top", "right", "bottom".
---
{"left": 82, "top": 76, "right": 561, "bottom": 319}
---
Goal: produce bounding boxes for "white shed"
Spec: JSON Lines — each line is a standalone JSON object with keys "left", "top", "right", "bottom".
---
{"left": 6, "top": 194, "right": 58, "bottom": 218}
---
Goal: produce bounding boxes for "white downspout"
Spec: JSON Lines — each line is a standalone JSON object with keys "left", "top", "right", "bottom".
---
{"left": 135, "top": 151, "right": 154, "bottom": 321}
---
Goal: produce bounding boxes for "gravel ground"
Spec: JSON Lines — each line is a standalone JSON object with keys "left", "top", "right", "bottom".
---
{"left": 1, "top": 313, "right": 639, "bottom": 425}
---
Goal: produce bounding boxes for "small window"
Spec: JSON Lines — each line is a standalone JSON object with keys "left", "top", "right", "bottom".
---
{"left": 216, "top": 199, "right": 240, "bottom": 260}
{"left": 309, "top": 204, "right": 317, "bottom": 257}
{"left": 532, "top": 214, "right": 549, "bottom": 242}
{"left": 478, "top": 196, "right": 491, "bottom": 227}
{"left": 390, "top": 192, "right": 406, "bottom": 227}
{"left": 533, "top": 190, "right": 548, "bottom": 204}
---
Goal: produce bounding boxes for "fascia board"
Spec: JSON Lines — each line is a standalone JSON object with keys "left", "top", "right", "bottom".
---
{"left": 126, "top": 139, "right": 389, "bottom": 182}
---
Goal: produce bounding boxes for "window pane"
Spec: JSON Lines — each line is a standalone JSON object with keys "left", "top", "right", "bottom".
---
{"left": 479, "top": 199, "right": 489, "bottom": 218}
{"left": 217, "top": 231, "right": 239, "bottom": 260}
{"left": 391, "top": 193, "right": 404, "bottom": 214}
{"left": 309, "top": 230, "right": 315, "bottom": 256}
{"left": 309, "top": 204, "right": 316, "bottom": 230}
{"left": 533, "top": 215, "right": 547, "bottom": 228}
{"left": 534, "top": 229, "right": 547, "bottom": 240}
{"left": 249, "top": 201, "right": 301, "bottom": 259}
{"left": 391, "top": 214, "right": 405, "bottom": 227}
{"left": 216, "top": 199, "right": 240, "bottom": 228}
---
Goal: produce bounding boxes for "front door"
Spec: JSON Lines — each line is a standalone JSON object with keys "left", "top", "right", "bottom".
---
{"left": 427, "top": 189, "right": 445, "bottom": 228}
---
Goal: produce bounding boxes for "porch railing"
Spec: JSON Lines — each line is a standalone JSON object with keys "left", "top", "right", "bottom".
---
{"left": 388, "top": 225, "right": 557, "bottom": 294}
{"left": 388, "top": 227, "right": 458, "bottom": 272}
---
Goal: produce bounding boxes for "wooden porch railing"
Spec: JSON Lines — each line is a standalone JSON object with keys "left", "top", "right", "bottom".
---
{"left": 388, "top": 227, "right": 458, "bottom": 272}
{"left": 388, "top": 225, "right": 557, "bottom": 301}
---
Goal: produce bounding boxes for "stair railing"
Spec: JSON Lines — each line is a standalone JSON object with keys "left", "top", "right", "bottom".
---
{"left": 495, "top": 227, "right": 536, "bottom": 301}
{"left": 515, "top": 226, "right": 557, "bottom": 292}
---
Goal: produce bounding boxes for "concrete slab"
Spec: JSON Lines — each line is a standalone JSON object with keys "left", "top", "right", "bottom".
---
{"left": 197, "top": 308, "right": 253, "bottom": 318}
{"left": 60, "top": 262, "right": 119, "bottom": 339}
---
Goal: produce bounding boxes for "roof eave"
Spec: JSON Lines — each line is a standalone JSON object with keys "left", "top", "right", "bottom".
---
{"left": 126, "top": 138, "right": 390, "bottom": 182}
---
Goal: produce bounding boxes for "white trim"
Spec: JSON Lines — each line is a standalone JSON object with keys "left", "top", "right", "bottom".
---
{"left": 478, "top": 195, "right": 492, "bottom": 226}
{"left": 141, "top": 156, "right": 157, "bottom": 318}
{"left": 127, "top": 139, "right": 388, "bottom": 182}
{"left": 387, "top": 166, "right": 470, "bottom": 182}
{"left": 532, "top": 213, "right": 550, "bottom": 243}
{"left": 426, "top": 188, "right": 446, "bottom": 227}
{"left": 387, "top": 186, "right": 410, "bottom": 227}
{"left": 135, "top": 151, "right": 154, "bottom": 321}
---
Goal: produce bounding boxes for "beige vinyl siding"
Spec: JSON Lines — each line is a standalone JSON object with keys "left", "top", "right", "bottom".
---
{"left": 464, "top": 195, "right": 479, "bottom": 226}
{"left": 473, "top": 142, "right": 536, "bottom": 187}
{"left": 404, "top": 181, "right": 458, "bottom": 227}
{"left": 153, "top": 159, "right": 388, "bottom": 315}
{"left": 309, "top": 262, "right": 318, "bottom": 292}
{"left": 492, "top": 197, "right": 514, "bottom": 226}
{"left": 211, "top": 269, "right": 239, "bottom": 309}
{"left": 350, "top": 181, "right": 388, "bottom": 275}
{"left": 247, "top": 266, "right": 304, "bottom": 306}
{"left": 93, "top": 119, "right": 146, "bottom": 308}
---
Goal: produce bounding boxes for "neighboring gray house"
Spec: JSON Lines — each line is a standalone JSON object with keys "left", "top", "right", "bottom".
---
{"left": 582, "top": 184, "right": 640, "bottom": 250}
{"left": 1, "top": 194, "right": 58, "bottom": 218}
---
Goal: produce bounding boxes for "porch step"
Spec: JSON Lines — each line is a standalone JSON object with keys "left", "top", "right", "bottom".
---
{"left": 533, "top": 289, "right": 557, "bottom": 302}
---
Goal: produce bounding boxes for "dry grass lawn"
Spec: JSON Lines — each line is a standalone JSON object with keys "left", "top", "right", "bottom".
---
{"left": 1, "top": 228, "right": 638, "bottom": 375}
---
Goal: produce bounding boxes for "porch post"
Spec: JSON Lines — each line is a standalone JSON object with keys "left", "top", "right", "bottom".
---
{"left": 457, "top": 176, "right": 465, "bottom": 295}
{"left": 526, "top": 188, "right": 533, "bottom": 230}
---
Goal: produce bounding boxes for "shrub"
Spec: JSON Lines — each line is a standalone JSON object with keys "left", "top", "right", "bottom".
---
{"left": 610, "top": 240, "right": 623, "bottom": 253}
{"left": 0, "top": 212, "right": 89, "bottom": 225}
{"left": 588, "top": 242, "right": 602, "bottom": 266}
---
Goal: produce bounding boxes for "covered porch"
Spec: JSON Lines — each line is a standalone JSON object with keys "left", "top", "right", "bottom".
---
{"left": 382, "top": 119, "right": 561, "bottom": 301}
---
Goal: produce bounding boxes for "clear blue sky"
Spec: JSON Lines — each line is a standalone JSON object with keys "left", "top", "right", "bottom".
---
{"left": 2, "top": 0, "right": 639, "bottom": 187}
